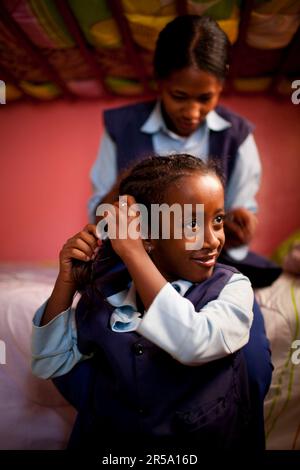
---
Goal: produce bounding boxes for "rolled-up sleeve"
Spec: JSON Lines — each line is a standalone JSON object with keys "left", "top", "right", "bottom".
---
{"left": 137, "top": 273, "right": 253, "bottom": 365}
{"left": 31, "top": 300, "right": 89, "bottom": 379}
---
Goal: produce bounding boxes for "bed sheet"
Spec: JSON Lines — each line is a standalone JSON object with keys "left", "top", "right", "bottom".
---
{"left": 0, "top": 264, "right": 76, "bottom": 450}
{"left": 0, "top": 264, "right": 299, "bottom": 449}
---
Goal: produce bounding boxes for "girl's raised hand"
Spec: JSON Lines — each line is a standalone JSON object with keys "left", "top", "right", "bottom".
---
{"left": 58, "top": 224, "right": 100, "bottom": 285}
{"left": 105, "top": 195, "right": 145, "bottom": 261}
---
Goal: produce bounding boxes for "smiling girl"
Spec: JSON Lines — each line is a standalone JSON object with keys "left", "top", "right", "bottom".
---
{"left": 32, "top": 155, "right": 255, "bottom": 450}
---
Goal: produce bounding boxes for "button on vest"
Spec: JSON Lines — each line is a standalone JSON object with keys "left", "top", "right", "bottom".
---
{"left": 133, "top": 343, "right": 144, "bottom": 355}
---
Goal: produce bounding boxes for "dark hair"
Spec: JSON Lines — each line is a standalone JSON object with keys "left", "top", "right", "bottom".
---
{"left": 73, "top": 154, "right": 224, "bottom": 294}
{"left": 154, "top": 15, "right": 230, "bottom": 81}
{"left": 119, "top": 153, "right": 223, "bottom": 207}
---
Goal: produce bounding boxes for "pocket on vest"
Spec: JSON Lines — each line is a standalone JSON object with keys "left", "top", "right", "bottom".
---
{"left": 173, "top": 387, "right": 249, "bottom": 449}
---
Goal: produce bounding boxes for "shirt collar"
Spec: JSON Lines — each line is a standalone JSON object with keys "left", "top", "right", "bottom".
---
{"left": 141, "top": 101, "right": 166, "bottom": 134}
{"left": 106, "top": 279, "right": 193, "bottom": 309}
{"left": 171, "top": 279, "right": 193, "bottom": 296}
{"left": 141, "top": 101, "right": 231, "bottom": 136}
{"left": 206, "top": 109, "right": 231, "bottom": 131}
{"left": 106, "top": 282, "right": 136, "bottom": 309}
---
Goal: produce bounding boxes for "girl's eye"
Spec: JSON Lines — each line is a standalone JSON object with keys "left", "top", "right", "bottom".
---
{"left": 185, "top": 220, "right": 200, "bottom": 231}
{"left": 214, "top": 215, "right": 225, "bottom": 225}
{"left": 198, "top": 95, "right": 212, "bottom": 103}
{"left": 171, "top": 94, "right": 186, "bottom": 101}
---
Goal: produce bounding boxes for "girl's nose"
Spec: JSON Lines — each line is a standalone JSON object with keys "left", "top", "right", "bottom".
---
{"left": 184, "top": 102, "right": 201, "bottom": 121}
{"left": 203, "top": 227, "right": 220, "bottom": 251}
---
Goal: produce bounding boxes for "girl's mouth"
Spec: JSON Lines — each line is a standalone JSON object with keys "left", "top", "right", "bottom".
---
{"left": 191, "top": 253, "right": 218, "bottom": 267}
{"left": 177, "top": 120, "right": 200, "bottom": 132}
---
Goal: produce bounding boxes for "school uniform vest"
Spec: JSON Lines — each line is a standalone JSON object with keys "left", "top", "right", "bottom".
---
{"left": 103, "top": 100, "right": 254, "bottom": 185}
{"left": 53, "top": 263, "right": 251, "bottom": 450}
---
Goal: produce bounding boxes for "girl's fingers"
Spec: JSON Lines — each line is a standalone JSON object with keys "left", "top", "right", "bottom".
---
{"left": 115, "top": 195, "right": 137, "bottom": 214}
{"left": 124, "top": 195, "right": 137, "bottom": 206}
{"left": 72, "top": 237, "right": 96, "bottom": 257}
{"left": 69, "top": 227, "right": 98, "bottom": 250}
{"left": 62, "top": 225, "right": 99, "bottom": 261}
{"left": 63, "top": 240, "right": 94, "bottom": 259}
{"left": 66, "top": 247, "right": 92, "bottom": 262}
{"left": 83, "top": 224, "right": 98, "bottom": 237}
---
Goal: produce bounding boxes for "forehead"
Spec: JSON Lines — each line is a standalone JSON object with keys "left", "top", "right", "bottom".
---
{"left": 161, "top": 66, "right": 222, "bottom": 94}
{"left": 164, "top": 173, "right": 224, "bottom": 207}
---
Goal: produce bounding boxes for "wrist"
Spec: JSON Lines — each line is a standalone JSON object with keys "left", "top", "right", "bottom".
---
{"left": 119, "top": 245, "right": 148, "bottom": 264}
{"left": 55, "top": 274, "right": 77, "bottom": 295}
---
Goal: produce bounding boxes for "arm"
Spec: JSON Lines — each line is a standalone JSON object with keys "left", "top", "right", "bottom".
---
{"left": 31, "top": 225, "right": 100, "bottom": 378}
{"left": 32, "top": 300, "right": 90, "bottom": 379}
{"left": 137, "top": 273, "right": 253, "bottom": 365}
{"left": 88, "top": 129, "right": 118, "bottom": 223}
{"left": 40, "top": 224, "right": 99, "bottom": 325}
{"left": 106, "top": 196, "right": 167, "bottom": 310}
{"left": 224, "top": 134, "right": 261, "bottom": 251}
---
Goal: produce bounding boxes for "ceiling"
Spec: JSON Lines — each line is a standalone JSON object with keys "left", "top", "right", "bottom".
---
{"left": 0, "top": 0, "right": 299, "bottom": 103}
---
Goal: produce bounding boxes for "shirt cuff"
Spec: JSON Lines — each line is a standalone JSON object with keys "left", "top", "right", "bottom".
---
{"left": 31, "top": 300, "right": 86, "bottom": 379}
{"left": 32, "top": 300, "right": 75, "bottom": 357}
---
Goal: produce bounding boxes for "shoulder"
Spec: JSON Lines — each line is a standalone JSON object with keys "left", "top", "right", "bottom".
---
{"left": 213, "top": 264, "right": 252, "bottom": 289}
{"left": 214, "top": 262, "right": 240, "bottom": 278}
{"left": 215, "top": 105, "right": 254, "bottom": 135}
{"left": 104, "top": 100, "right": 156, "bottom": 124}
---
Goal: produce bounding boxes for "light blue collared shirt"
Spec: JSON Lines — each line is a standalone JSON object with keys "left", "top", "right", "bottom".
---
{"left": 89, "top": 101, "right": 261, "bottom": 218}
{"left": 88, "top": 102, "right": 261, "bottom": 260}
{"left": 31, "top": 274, "right": 253, "bottom": 379}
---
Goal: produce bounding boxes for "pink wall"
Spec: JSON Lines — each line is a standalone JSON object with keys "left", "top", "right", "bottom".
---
{"left": 0, "top": 94, "right": 300, "bottom": 262}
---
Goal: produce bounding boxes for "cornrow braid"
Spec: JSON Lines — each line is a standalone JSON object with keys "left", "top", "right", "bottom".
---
{"left": 119, "top": 154, "right": 223, "bottom": 208}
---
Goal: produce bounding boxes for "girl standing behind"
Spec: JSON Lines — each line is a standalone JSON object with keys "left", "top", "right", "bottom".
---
{"left": 32, "top": 155, "right": 254, "bottom": 450}
{"left": 89, "top": 15, "right": 281, "bottom": 288}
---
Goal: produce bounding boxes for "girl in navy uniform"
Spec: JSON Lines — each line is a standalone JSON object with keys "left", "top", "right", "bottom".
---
{"left": 33, "top": 155, "right": 256, "bottom": 450}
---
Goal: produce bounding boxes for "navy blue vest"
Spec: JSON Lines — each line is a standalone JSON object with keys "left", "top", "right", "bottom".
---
{"left": 54, "top": 263, "right": 251, "bottom": 449}
{"left": 104, "top": 100, "right": 254, "bottom": 185}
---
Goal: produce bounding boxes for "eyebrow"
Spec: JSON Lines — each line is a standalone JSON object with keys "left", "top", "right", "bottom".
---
{"left": 188, "top": 207, "right": 225, "bottom": 216}
{"left": 171, "top": 90, "right": 188, "bottom": 96}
